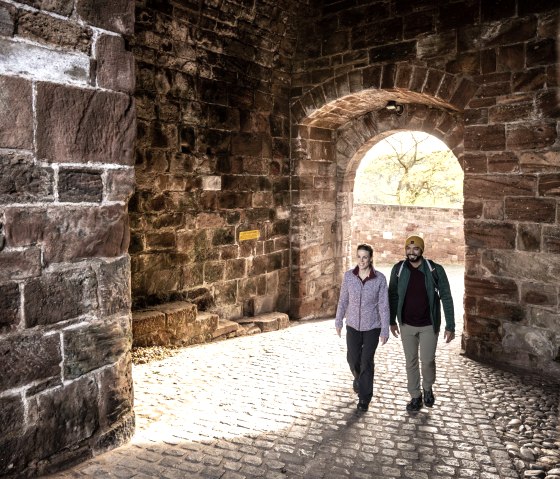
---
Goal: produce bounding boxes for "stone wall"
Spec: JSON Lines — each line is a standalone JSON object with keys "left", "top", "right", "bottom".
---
{"left": 128, "top": 0, "right": 304, "bottom": 320}
{"left": 289, "top": 1, "right": 560, "bottom": 377}
{"left": 351, "top": 204, "right": 465, "bottom": 265}
{"left": 0, "top": 1, "right": 136, "bottom": 477}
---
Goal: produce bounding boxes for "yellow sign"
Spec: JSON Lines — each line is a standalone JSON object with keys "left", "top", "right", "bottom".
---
{"left": 239, "top": 230, "right": 260, "bottom": 241}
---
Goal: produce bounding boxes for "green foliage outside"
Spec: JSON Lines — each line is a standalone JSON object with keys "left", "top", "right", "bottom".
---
{"left": 354, "top": 131, "right": 464, "bottom": 208}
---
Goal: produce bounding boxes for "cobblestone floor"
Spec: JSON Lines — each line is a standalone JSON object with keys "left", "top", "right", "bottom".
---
{"left": 45, "top": 266, "right": 560, "bottom": 479}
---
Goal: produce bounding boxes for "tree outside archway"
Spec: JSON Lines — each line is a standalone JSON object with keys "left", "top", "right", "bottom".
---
{"left": 354, "top": 131, "right": 463, "bottom": 208}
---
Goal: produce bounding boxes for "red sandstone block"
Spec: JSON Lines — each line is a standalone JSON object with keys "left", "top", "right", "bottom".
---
{"left": 0, "top": 76, "right": 33, "bottom": 150}
{"left": 95, "top": 34, "right": 135, "bottom": 94}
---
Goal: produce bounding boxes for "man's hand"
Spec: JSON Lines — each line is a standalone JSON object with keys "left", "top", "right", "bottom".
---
{"left": 380, "top": 336, "right": 388, "bottom": 345}
{"left": 444, "top": 330, "right": 455, "bottom": 343}
{"left": 390, "top": 324, "right": 400, "bottom": 338}
{"left": 336, "top": 327, "right": 341, "bottom": 337}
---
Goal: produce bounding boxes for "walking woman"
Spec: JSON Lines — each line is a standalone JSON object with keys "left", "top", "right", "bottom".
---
{"left": 335, "top": 243, "right": 390, "bottom": 412}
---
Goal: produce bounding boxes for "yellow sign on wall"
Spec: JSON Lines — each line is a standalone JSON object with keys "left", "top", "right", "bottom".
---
{"left": 239, "top": 230, "right": 260, "bottom": 241}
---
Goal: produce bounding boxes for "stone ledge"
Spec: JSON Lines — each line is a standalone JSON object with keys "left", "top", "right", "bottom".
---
{"left": 236, "top": 312, "right": 290, "bottom": 332}
{"left": 132, "top": 305, "right": 291, "bottom": 349}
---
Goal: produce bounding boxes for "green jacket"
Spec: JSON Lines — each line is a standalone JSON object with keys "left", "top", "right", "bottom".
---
{"left": 388, "top": 258, "right": 455, "bottom": 334}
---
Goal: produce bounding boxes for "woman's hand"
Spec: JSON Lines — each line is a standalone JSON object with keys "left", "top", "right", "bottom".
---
{"left": 336, "top": 327, "right": 341, "bottom": 337}
{"left": 380, "top": 336, "right": 388, "bottom": 345}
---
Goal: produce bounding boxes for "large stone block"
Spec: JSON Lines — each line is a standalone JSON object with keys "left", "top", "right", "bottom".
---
{"left": 482, "top": 249, "right": 560, "bottom": 283}
{"left": 463, "top": 175, "right": 536, "bottom": 200}
{"left": 27, "top": 376, "right": 99, "bottom": 460}
{"left": 24, "top": 267, "right": 98, "bottom": 327}
{"left": 0, "top": 395, "right": 24, "bottom": 439}
{"left": 506, "top": 122, "right": 557, "bottom": 150}
{"left": 0, "top": 3, "right": 15, "bottom": 35}
{"left": 465, "top": 220, "right": 516, "bottom": 250}
{"left": 0, "top": 37, "right": 90, "bottom": 85}
{"left": 96, "top": 355, "right": 133, "bottom": 427}
{"left": 17, "top": 11, "right": 92, "bottom": 54}
{"left": 95, "top": 34, "right": 135, "bottom": 93}
{"left": 76, "top": 0, "right": 134, "bottom": 35}
{"left": 36, "top": 83, "right": 135, "bottom": 166}
{"left": 502, "top": 322, "right": 556, "bottom": 360}
{"left": 0, "top": 151, "right": 53, "bottom": 203}
{"left": 0, "top": 331, "right": 61, "bottom": 390}
{"left": 521, "top": 281, "right": 557, "bottom": 307}
{"left": 0, "top": 75, "right": 33, "bottom": 149}
{"left": 477, "top": 298, "right": 525, "bottom": 322}
{"left": 0, "top": 282, "right": 20, "bottom": 332}
{"left": 97, "top": 257, "right": 131, "bottom": 316}
{"left": 504, "top": 197, "right": 556, "bottom": 223}
{"left": 132, "top": 309, "right": 166, "bottom": 346}
{"left": 542, "top": 226, "right": 560, "bottom": 253}
{"left": 0, "top": 247, "right": 41, "bottom": 282}
{"left": 464, "top": 125, "right": 505, "bottom": 151}
{"left": 16, "top": 0, "right": 74, "bottom": 16}
{"left": 105, "top": 168, "right": 135, "bottom": 202}
{"left": 465, "top": 275, "right": 518, "bottom": 302}
{"left": 5, "top": 205, "right": 129, "bottom": 265}
{"left": 64, "top": 317, "right": 130, "bottom": 379}
{"left": 58, "top": 169, "right": 103, "bottom": 203}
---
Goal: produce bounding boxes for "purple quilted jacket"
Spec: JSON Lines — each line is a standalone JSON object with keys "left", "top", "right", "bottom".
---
{"left": 335, "top": 268, "right": 390, "bottom": 337}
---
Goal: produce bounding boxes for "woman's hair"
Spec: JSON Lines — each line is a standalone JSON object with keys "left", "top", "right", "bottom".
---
{"left": 356, "top": 243, "right": 373, "bottom": 257}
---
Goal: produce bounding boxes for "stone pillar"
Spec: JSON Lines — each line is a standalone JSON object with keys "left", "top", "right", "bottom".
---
{"left": 0, "top": 1, "right": 136, "bottom": 476}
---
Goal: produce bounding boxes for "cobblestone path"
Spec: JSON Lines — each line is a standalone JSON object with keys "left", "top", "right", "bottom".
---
{"left": 46, "top": 267, "right": 559, "bottom": 479}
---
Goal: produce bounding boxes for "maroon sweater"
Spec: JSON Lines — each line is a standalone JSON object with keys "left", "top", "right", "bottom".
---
{"left": 402, "top": 262, "right": 432, "bottom": 327}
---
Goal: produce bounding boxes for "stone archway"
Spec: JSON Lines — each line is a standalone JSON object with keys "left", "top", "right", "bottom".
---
{"left": 289, "top": 65, "right": 471, "bottom": 321}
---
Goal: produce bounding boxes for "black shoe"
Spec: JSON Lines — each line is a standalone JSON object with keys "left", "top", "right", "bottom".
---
{"left": 406, "top": 396, "right": 423, "bottom": 412}
{"left": 423, "top": 389, "right": 435, "bottom": 407}
{"left": 357, "top": 400, "right": 368, "bottom": 412}
{"left": 352, "top": 379, "right": 359, "bottom": 394}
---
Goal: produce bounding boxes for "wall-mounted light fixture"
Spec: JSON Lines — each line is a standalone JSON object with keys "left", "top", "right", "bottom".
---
{"left": 386, "top": 100, "right": 404, "bottom": 115}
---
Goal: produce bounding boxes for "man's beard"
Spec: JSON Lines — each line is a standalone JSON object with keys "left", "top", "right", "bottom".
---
{"left": 407, "top": 253, "right": 423, "bottom": 262}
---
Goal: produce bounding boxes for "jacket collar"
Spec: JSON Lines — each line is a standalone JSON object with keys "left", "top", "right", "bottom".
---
{"left": 352, "top": 265, "right": 376, "bottom": 282}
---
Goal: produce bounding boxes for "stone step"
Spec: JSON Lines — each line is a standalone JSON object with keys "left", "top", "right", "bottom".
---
{"left": 212, "top": 318, "right": 239, "bottom": 339}
{"left": 133, "top": 302, "right": 218, "bottom": 347}
{"left": 235, "top": 312, "right": 290, "bottom": 332}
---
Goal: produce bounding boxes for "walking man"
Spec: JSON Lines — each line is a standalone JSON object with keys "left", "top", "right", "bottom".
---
{"left": 388, "top": 235, "right": 455, "bottom": 411}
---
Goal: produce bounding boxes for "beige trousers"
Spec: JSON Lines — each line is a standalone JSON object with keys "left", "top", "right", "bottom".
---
{"left": 401, "top": 324, "right": 438, "bottom": 398}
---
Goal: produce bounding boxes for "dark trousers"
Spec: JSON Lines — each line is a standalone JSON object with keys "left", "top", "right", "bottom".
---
{"left": 346, "top": 326, "right": 381, "bottom": 404}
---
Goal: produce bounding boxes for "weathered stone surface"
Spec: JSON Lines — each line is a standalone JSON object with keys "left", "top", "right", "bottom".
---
{"left": 0, "top": 282, "right": 20, "bottom": 332}
{"left": 212, "top": 317, "right": 238, "bottom": 338}
{"left": 36, "top": 83, "right": 135, "bottom": 165}
{"left": 464, "top": 125, "right": 505, "bottom": 151}
{"left": 64, "top": 318, "right": 130, "bottom": 379}
{"left": 517, "top": 223, "right": 541, "bottom": 252}
{"left": 17, "top": 11, "right": 92, "bottom": 54}
{"left": 58, "top": 169, "right": 103, "bottom": 203}
{"left": 95, "top": 34, "right": 135, "bottom": 93}
{"left": 24, "top": 267, "right": 98, "bottom": 327}
{"left": 5, "top": 205, "right": 129, "bottom": 265}
{"left": 16, "top": 0, "right": 74, "bottom": 16}
{"left": 0, "top": 3, "right": 15, "bottom": 36}
{"left": 521, "top": 282, "right": 557, "bottom": 306}
{"left": 465, "top": 275, "right": 519, "bottom": 302}
{"left": 542, "top": 225, "right": 560, "bottom": 253}
{"left": 27, "top": 376, "right": 99, "bottom": 459}
{"left": 506, "top": 122, "right": 557, "bottom": 150}
{"left": 0, "top": 247, "right": 41, "bottom": 282}
{"left": 132, "top": 309, "right": 166, "bottom": 346}
{"left": 477, "top": 298, "right": 525, "bottom": 322}
{"left": 502, "top": 322, "right": 556, "bottom": 360}
{"left": 97, "top": 257, "right": 131, "bottom": 316}
{"left": 538, "top": 174, "right": 560, "bottom": 197}
{"left": 504, "top": 197, "right": 556, "bottom": 223}
{"left": 0, "top": 331, "right": 61, "bottom": 390}
{"left": 0, "top": 75, "right": 33, "bottom": 149}
{"left": 76, "top": 0, "right": 134, "bottom": 35}
{"left": 464, "top": 220, "right": 516, "bottom": 250}
{"left": 105, "top": 168, "right": 135, "bottom": 202}
{"left": 464, "top": 175, "right": 536, "bottom": 200}
{"left": 482, "top": 249, "right": 560, "bottom": 283}
{"left": 0, "top": 395, "right": 24, "bottom": 438}
{"left": 0, "top": 38, "right": 90, "bottom": 85}
{"left": 0, "top": 151, "right": 53, "bottom": 203}
{"left": 96, "top": 356, "right": 133, "bottom": 427}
